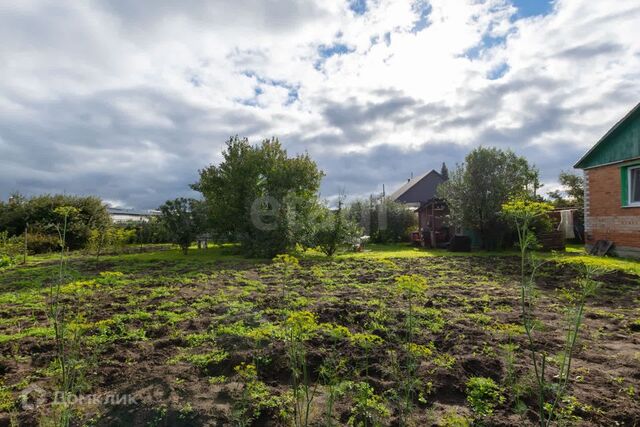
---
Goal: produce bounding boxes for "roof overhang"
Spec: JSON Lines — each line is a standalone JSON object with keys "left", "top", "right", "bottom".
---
{"left": 574, "top": 102, "right": 640, "bottom": 169}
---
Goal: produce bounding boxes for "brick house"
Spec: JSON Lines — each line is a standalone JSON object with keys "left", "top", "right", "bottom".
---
{"left": 574, "top": 102, "right": 640, "bottom": 258}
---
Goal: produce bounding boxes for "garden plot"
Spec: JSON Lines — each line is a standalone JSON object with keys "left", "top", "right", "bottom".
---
{"left": 0, "top": 252, "right": 639, "bottom": 426}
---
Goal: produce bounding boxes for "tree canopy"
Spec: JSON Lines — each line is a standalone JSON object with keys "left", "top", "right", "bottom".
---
{"left": 346, "top": 197, "right": 416, "bottom": 243}
{"left": 0, "top": 193, "right": 110, "bottom": 250}
{"left": 159, "top": 198, "right": 207, "bottom": 254}
{"left": 547, "top": 171, "right": 584, "bottom": 209}
{"left": 192, "top": 136, "right": 324, "bottom": 257}
{"left": 437, "top": 147, "right": 540, "bottom": 249}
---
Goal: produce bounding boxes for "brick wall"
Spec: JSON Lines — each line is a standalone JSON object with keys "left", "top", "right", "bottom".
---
{"left": 585, "top": 164, "right": 640, "bottom": 256}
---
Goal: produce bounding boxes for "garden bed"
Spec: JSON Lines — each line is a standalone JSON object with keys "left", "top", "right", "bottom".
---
{"left": 0, "top": 250, "right": 638, "bottom": 425}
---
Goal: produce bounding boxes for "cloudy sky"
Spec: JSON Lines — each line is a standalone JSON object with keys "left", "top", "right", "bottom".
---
{"left": 1, "top": 0, "right": 639, "bottom": 208}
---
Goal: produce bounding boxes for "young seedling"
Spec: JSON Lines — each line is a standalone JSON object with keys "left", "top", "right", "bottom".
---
{"left": 232, "top": 363, "right": 273, "bottom": 427}
{"left": 465, "top": 376, "right": 505, "bottom": 417}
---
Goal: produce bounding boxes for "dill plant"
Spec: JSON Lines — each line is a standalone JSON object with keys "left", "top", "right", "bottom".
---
{"left": 502, "top": 198, "right": 603, "bottom": 426}
{"left": 273, "top": 254, "right": 299, "bottom": 300}
{"left": 45, "top": 206, "right": 85, "bottom": 427}
{"left": 284, "top": 311, "right": 319, "bottom": 427}
{"left": 394, "top": 274, "right": 428, "bottom": 424}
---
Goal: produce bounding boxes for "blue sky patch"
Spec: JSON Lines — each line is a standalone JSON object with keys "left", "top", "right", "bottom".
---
{"left": 465, "top": 34, "right": 507, "bottom": 60}
{"left": 238, "top": 71, "right": 299, "bottom": 106}
{"left": 511, "top": 0, "right": 554, "bottom": 19}
{"left": 487, "top": 62, "right": 510, "bottom": 80}
{"left": 318, "top": 43, "right": 354, "bottom": 58}
{"left": 349, "top": 0, "right": 366, "bottom": 15}
{"left": 316, "top": 43, "right": 355, "bottom": 69}
{"left": 411, "top": 1, "right": 432, "bottom": 33}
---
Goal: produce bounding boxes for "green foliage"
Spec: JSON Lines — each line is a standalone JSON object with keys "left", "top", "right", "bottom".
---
{"left": 313, "top": 199, "right": 361, "bottom": 256}
{"left": 193, "top": 136, "right": 324, "bottom": 257}
{"left": 231, "top": 363, "right": 281, "bottom": 427}
{"left": 87, "top": 226, "right": 136, "bottom": 259}
{"left": 273, "top": 254, "right": 299, "bottom": 298}
{"left": 284, "top": 311, "right": 319, "bottom": 427}
{"left": 465, "top": 376, "right": 504, "bottom": 417}
{"left": 0, "top": 193, "right": 110, "bottom": 251}
{"left": 394, "top": 274, "right": 429, "bottom": 422}
{"left": 346, "top": 197, "right": 417, "bottom": 243}
{"left": 505, "top": 195, "right": 604, "bottom": 427}
{"left": 346, "top": 381, "right": 390, "bottom": 427}
{"left": 0, "top": 231, "right": 22, "bottom": 268}
{"left": 159, "top": 198, "right": 206, "bottom": 254}
{"left": 547, "top": 171, "right": 584, "bottom": 210}
{"left": 437, "top": 147, "right": 540, "bottom": 249}
{"left": 132, "top": 217, "right": 170, "bottom": 244}
{"left": 395, "top": 274, "right": 428, "bottom": 298}
{"left": 502, "top": 198, "right": 554, "bottom": 251}
{"left": 441, "top": 410, "right": 471, "bottom": 427}
{"left": 440, "top": 162, "right": 449, "bottom": 180}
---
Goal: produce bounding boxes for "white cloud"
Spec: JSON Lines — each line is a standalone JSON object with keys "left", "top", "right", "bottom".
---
{"left": 0, "top": 0, "right": 639, "bottom": 207}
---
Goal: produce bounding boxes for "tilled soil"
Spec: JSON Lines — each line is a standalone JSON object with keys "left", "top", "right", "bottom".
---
{"left": 0, "top": 253, "right": 639, "bottom": 426}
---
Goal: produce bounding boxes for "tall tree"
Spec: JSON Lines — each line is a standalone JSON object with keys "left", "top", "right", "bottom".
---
{"left": 437, "top": 147, "right": 540, "bottom": 249}
{"left": 192, "top": 136, "right": 324, "bottom": 257}
{"left": 159, "top": 198, "right": 206, "bottom": 255}
{"left": 440, "top": 162, "right": 449, "bottom": 180}
{"left": 547, "top": 171, "right": 584, "bottom": 209}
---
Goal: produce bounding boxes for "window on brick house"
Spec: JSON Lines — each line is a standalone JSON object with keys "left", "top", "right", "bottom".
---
{"left": 629, "top": 166, "right": 640, "bottom": 205}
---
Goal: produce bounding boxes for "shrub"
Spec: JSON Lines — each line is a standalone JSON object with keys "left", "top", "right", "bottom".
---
{"left": 0, "top": 231, "right": 22, "bottom": 268}
{"left": 0, "top": 193, "right": 110, "bottom": 251}
{"left": 130, "top": 217, "right": 170, "bottom": 244}
{"left": 25, "top": 232, "right": 59, "bottom": 253}
{"left": 313, "top": 201, "right": 360, "bottom": 256}
{"left": 346, "top": 197, "right": 416, "bottom": 243}
{"left": 87, "top": 226, "right": 137, "bottom": 258}
{"left": 465, "top": 376, "right": 504, "bottom": 417}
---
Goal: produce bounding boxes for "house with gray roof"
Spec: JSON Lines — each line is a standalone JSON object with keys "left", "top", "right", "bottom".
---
{"left": 390, "top": 170, "right": 445, "bottom": 208}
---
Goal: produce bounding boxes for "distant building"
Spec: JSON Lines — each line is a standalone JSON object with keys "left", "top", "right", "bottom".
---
{"left": 107, "top": 207, "right": 160, "bottom": 223}
{"left": 574, "top": 102, "right": 640, "bottom": 258}
{"left": 389, "top": 170, "right": 445, "bottom": 209}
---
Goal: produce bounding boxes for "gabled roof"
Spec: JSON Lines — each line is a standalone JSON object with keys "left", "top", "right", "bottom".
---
{"left": 574, "top": 102, "right": 640, "bottom": 169}
{"left": 390, "top": 169, "right": 443, "bottom": 202}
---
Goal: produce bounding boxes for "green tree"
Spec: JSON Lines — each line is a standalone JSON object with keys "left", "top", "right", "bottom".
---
{"left": 437, "top": 147, "right": 540, "bottom": 249}
{"left": 313, "top": 198, "right": 360, "bottom": 256}
{"left": 0, "top": 193, "right": 110, "bottom": 251}
{"left": 547, "top": 171, "right": 584, "bottom": 210}
{"left": 346, "top": 197, "right": 416, "bottom": 243}
{"left": 440, "top": 162, "right": 449, "bottom": 180}
{"left": 192, "top": 136, "right": 324, "bottom": 257}
{"left": 159, "top": 198, "right": 206, "bottom": 254}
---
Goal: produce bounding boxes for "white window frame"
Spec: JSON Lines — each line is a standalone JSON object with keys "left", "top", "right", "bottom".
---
{"left": 628, "top": 165, "right": 640, "bottom": 206}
